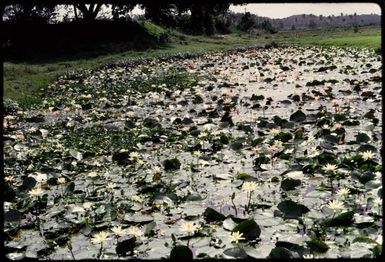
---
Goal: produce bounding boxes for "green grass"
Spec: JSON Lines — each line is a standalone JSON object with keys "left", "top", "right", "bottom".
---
{"left": 3, "top": 25, "right": 381, "bottom": 108}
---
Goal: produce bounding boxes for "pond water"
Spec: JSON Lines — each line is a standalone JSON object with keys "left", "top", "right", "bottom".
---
{"left": 3, "top": 46, "right": 382, "bottom": 259}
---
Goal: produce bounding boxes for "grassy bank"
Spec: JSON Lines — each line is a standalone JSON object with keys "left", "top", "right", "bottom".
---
{"left": 3, "top": 25, "right": 381, "bottom": 108}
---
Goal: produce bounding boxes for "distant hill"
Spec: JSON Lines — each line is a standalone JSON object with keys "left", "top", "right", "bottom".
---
{"left": 271, "top": 13, "right": 381, "bottom": 31}
{"left": 228, "top": 12, "right": 381, "bottom": 33}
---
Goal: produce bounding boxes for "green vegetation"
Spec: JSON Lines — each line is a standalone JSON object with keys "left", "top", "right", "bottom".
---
{"left": 4, "top": 25, "right": 381, "bottom": 108}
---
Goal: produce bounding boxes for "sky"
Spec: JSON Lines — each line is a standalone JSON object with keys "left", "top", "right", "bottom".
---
{"left": 57, "top": 3, "right": 381, "bottom": 20}
{"left": 228, "top": 3, "right": 381, "bottom": 18}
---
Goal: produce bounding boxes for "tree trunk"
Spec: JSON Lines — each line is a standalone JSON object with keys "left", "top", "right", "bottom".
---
{"left": 76, "top": 3, "right": 102, "bottom": 22}
{"left": 73, "top": 4, "right": 78, "bottom": 20}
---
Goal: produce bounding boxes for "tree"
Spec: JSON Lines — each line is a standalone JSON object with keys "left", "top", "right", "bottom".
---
{"left": 74, "top": 3, "right": 103, "bottom": 22}
{"left": 111, "top": 3, "right": 136, "bottom": 21}
{"left": 261, "top": 20, "right": 276, "bottom": 34}
{"left": 237, "top": 12, "right": 255, "bottom": 32}
{"left": 177, "top": 2, "right": 229, "bottom": 35}
{"left": 141, "top": 2, "right": 178, "bottom": 27}
{"left": 2, "top": 3, "right": 57, "bottom": 23}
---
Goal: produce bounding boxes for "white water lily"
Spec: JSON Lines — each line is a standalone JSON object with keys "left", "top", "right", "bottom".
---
{"left": 180, "top": 222, "right": 199, "bottom": 235}
{"left": 57, "top": 177, "right": 66, "bottom": 184}
{"left": 373, "top": 198, "right": 382, "bottom": 206}
{"left": 131, "top": 195, "right": 144, "bottom": 203}
{"left": 327, "top": 200, "right": 344, "bottom": 211}
{"left": 308, "top": 147, "right": 319, "bottom": 158}
{"left": 361, "top": 150, "right": 374, "bottom": 161}
{"left": 111, "top": 226, "right": 127, "bottom": 237}
{"left": 336, "top": 188, "right": 350, "bottom": 197}
{"left": 129, "top": 151, "right": 140, "bottom": 158}
{"left": 230, "top": 231, "right": 245, "bottom": 243}
{"left": 106, "top": 183, "right": 115, "bottom": 190}
{"left": 307, "top": 134, "right": 315, "bottom": 143}
{"left": 273, "top": 140, "right": 283, "bottom": 147}
{"left": 127, "top": 226, "right": 143, "bottom": 238}
{"left": 322, "top": 163, "right": 338, "bottom": 172}
{"left": 153, "top": 166, "right": 162, "bottom": 174}
{"left": 91, "top": 231, "right": 109, "bottom": 245}
{"left": 242, "top": 181, "right": 257, "bottom": 193}
{"left": 193, "top": 151, "right": 202, "bottom": 158}
{"left": 83, "top": 202, "right": 93, "bottom": 210}
{"left": 284, "top": 148, "right": 294, "bottom": 154}
{"left": 87, "top": 171, "right": 98, "bottom": 178}
{"left": 270, "top": 128, "right": 280, "bottom": 135}
{"left": 28, "top": 188, "right": 45, "bottom": 198}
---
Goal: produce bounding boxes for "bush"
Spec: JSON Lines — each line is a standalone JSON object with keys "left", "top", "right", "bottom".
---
{"left": 3, "top": 99, "right": 21, "bottom": 115}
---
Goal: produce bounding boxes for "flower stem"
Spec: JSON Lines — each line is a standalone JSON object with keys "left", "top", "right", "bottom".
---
{"left": 231, "top": 196, "right": 238, "bottom": 217}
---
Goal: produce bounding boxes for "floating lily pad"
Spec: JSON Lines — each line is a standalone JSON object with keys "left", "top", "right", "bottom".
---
{"left": 277, "top": 200, "right": 310, "bottom": 219}
{"left": 321, "top": 211, "right": 355, "bottom": 227}
{"left": 232, "top": 219, "right": 261, "bottom": 240}
{"left": 116, "top": 236, "right": 135, "bottom": 257}
{"left": 170, "top": 245, "right": 193, "bottom": 260}
{"left": 223, "top": 248, "right": 248, "bottom": 259}
{"left": 268, "top": 247, "right": 299, "bottom": 258}
{"left": 280, "top": 178, "right": 301, "bottom": 191}
{"left": 203, "top": 207, "right": 225, "bottom": 222}
{"left": 163, "top": 158, "right": 181, "bottom": 172}
{"left": 289, "top": 110, "right": 306, "bottom": 122}
{"left": 306, "top": 239, "right": 329, "bottom": 253}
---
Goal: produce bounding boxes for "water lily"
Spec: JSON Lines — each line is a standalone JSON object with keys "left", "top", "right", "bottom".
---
{"left": 180, "top": 221, "right": 199, "bottom": 235}
{"left": 327, "top": 200, "right": 344, "bottom": 211}
{"left": 307, "top": 134, "right": 315, "bottom": 143}
{"left": 307, "top": 147, "right": 319, "bottom": 158}
{"left": 242, "top": 181, "right": 257, "bottom": 193}
{"left": 131, "top": 195, "right": 144, "bottom": 203}
{"left": 91, "top": 231, "right": 109, "bottom": 245}
{"left": 242, "top": 181, "right": 257, "bottom": 212}
{"left": 28, "top": 188, "right": 45, "bottom": 198}
{"left": 373, "top": 198, "right": 382, "bottom": 206}
{"left": 111, "top": 226, "right": 126, "bottom": 237}
{"left": 273, "top": 140, "right": 283, "bottom": 147}
{"left": 127, "top": 226, "right": 143, "bottom": 239}
{"left": 129, "top": 151, "right": 140, "bottom": 159}
{"left": 57, "top": 177, "right": 66, "bottom": 184}
{"left": 284, "top": 148, "right": 294, "bottom": 154}
{"left": 270, "top": 128, "right": 280, "bottom": 135}
{"left": 336, "top": 187, "right": 350, "bottom": 198}
{"left": 87, "top": 171, "right": 98, "bottom": 178}
{"left": 106, "top": 183, "right": 115, "bottom": 190}
{"left": 230, "top": 231, "right": 245, "bottom": 243}
{"left": 322, "top": 163, "right": 337, "bottom": 172}
{"left": 361, "top": 150, "right": 374, "bottom": 161}
{"left": 303, "top": 254, "right": 314, "bottom": 259}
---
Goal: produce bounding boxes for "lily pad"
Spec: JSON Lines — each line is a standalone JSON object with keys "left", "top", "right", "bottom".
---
{"left": 170, "top": 245, "right": 193, "bottom": 260}
{"left": 306, "top": 239, "right": 329, "bottom": 253}
{"left": 232, "top": 219, "right": 261, "bottom": 240}
{"left": 223, "top": 247, "right": 248, "bottom": 259}
{"left": 277, "top": 200, "right": 310, "bottom": 219}
{"left": 280, "top": 178, "right": 301, "bottom": 191}
{"left": 203, "top": 207, "right": 226, "bottom": 222}
{"left": 289, "top": 110, "right": 306, "bottom": 122}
